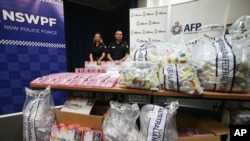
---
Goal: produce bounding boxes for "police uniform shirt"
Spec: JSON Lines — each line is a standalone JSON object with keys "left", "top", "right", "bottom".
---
{"left": 107, "top": 41, "right": 129, "bottom": 60}
{"left": 90, "top": 42, "right": 106, "bottom": 61}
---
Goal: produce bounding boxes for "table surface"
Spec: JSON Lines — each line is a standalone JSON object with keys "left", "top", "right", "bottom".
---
{"left": 30, "top": 83, "right": 152, "bottom": 95}
{"left": 30, "top": 83, "right": 250, "bottom": 100}
{"left": 152, "top": 90, "right": 250, "bottom": 100}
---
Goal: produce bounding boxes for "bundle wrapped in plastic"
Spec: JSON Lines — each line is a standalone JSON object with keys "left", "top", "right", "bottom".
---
{"left": 192, "top": 30, "right": 250, "bottom": 92}
{"left": 128, "top": 42, "right": 161, "bottom": 64}
{"left": 159, "top": 64, "right": 203, "bottom": 95}
{"left": 102, "top": 101, "right": 140, "bottom": 141}
{"left": 119, "top": 61, "right": 159, "bottom": 89}
{"left": 198, "top": 35, "right": 237, "bottom": 92}
{"left": 23, "top": 86, "right": 55, "bottom": 141}
{"left": 138, "top": 101, "right": 179, "bottom": 141}
{"left": 191, "top": 36, "right": 226, "bottom": 91}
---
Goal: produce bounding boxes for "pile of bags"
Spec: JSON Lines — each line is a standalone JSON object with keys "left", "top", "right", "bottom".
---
{"left": 102, "top": 101, "right": 179, "bottom": 141}
{"left": 121, "top": 15, "right": 250, "bottom": 94}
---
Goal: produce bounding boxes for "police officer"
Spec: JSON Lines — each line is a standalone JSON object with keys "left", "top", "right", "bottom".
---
{"left": 107, "top": 30, "right": 129, "bottom": 64}
{"left": 89, "top": 33, "right": 106, "bottom": 63}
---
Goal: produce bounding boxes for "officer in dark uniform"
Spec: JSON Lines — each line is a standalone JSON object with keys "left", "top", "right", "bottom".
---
{"left": 107, "top": 30, "right": 129, "bottom": 64}
{"left": 89, "top": 33, "right": 106, "bottom": 62}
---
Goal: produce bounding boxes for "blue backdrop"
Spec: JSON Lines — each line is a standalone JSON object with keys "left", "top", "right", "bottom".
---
{"left": 0, "top": 0, "right": 67, "bottom": 115}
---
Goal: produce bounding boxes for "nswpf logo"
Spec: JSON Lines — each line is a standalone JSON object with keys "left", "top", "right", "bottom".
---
{"left": 171, "top": 21, "right": 182, "bottom": 35}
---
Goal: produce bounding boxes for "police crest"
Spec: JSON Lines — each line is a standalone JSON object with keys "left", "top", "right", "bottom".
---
{"left": 171, "top": 21, "right": 183, "bottom": 35}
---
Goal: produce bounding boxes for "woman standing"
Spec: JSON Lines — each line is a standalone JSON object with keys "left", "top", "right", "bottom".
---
{"left": 89, "top": 33, "right": 106, "bottom": 63}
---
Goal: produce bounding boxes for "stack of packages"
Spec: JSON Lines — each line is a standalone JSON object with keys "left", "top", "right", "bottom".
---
{"left": 50, "top": 123, "right": 102, "bottom": 141}
{"left": 31, "top": 72, "right": 119, "bottom": 88}
{"left": 102, "top": 100, "right": 179, "bottom": 141}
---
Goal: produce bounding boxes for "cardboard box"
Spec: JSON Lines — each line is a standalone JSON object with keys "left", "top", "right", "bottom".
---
{"left": 55, "top": 106, "right": 108, "bottom": 130}
{"left": 176, "top": 115, "right": 229, "bottom": 141}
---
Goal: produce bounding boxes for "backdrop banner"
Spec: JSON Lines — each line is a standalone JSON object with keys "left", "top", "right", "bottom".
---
{"left": 169, "top": 0, "right": 230, "bottom": 41}
{"left": 0, "top": 0, "right": 67, "bottom": 115}
{"left": 130, "top": 0, "right": 230, "bottom": 45}
{"left": 129, "top": 6, "right": 168, "bottom": 52}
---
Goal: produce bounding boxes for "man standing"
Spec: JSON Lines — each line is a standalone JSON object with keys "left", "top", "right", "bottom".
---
{"left": 107, "top": 30, "right": 129, "bottom": 64}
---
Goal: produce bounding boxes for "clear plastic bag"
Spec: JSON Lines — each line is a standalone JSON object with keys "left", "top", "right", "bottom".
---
{"left": 193, "top": 33, "right": 250, "bottom": 92}
{"left": 159, "top": 36, "right": 191, "bottom": 65}
{"left": 129, "top": 36, "right": 191, "bottom": 65}
{"left": 23, "top": 86, "right": 55, "bottom": 141}
{"left": 229, "top": 33, "right": 250, "bottom": 92}
{"left": 128, "top": 42, "right": 161, "bottom": 64}
{"left": 138, "top": 101, "right": 179, "bottom": 141}
{"left": 229, "top": 15, "right": 250, "bottom": 35}
{"left": 159, "top": 64, "right": 203, "bottom": 95}
{"left": 119, "top": 61, "right": 159, "bottom": 89}
{"left": 102, "top": 101, "right": 140, "bottom": 141}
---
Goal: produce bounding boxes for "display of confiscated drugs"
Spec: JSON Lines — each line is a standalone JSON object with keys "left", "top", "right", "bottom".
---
{"left": 23, "top": 86, "right": 55, "bottom": 141}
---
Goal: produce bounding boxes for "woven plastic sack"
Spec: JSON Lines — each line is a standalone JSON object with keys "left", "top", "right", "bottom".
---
{"left": 23, "top": 86, "right": 55, "bottom": 141}
{"left": 138, "top": 101, "right": 179, "bottom": 141}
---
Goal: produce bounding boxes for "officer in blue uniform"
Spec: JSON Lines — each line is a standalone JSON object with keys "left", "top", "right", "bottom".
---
{"left": 107, "top": 30, "right": 129, "bottom": 64}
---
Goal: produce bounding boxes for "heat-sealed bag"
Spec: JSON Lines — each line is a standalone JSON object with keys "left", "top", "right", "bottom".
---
{"left": 23, "top": 86, "right": 55, "bottom": 141}
{"left": 159, "top": 64, "right": 203, "bottom": 95}
{"left": 138, "top": 101, "right": 179, "bottom": 141}
{"left": 199, "top": 36, "right": 235, "bottom": 92}
{"left": 119, "top": 61, "right": 159, "bottom": 89}
{"left": 102, "top": 101, "right": 140, "bottom": 141}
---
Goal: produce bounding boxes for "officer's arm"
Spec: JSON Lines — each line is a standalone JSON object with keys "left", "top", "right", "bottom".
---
{"left": 89, "top": 53, "right": 94, "bottom": 62}
{"left": 107, "top": 53, "right": 113, "bottom": 61}
{"left": 98, "top": 52, "right": 105, "bottom": 61}
{"left": 106, "top": 44, "right": 113, "bottom": 61}
{"left": 120, "top": 43, "right": 129, "bottom": 62}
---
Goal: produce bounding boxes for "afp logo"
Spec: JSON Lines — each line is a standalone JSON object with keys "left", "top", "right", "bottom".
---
{"left": 184, "top": 23, "right": 202, "bottom": 33}
{"left": 171, "top": 21, "right": 202, "bottom": 35}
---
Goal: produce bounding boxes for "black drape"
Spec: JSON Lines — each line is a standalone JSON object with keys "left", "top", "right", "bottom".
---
{"left": 64, "top": 0, "right": 138, "bottom": 72}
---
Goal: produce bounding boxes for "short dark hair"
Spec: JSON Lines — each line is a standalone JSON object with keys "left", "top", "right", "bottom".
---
{"left": 115, "top": 30, "right": 122, "bottom": 35}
